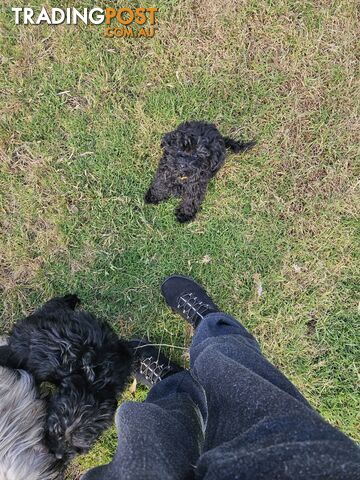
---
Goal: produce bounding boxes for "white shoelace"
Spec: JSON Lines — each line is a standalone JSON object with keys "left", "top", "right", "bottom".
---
{"left": 177, "top": 293, "right": 212, "bottom": 324}
{"left": 139, "top": 357, "right": 171, "bottom": 385}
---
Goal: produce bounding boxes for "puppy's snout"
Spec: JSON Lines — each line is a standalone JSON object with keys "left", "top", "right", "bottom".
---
{"left": 55, "top": 452, "right": 63, "bottom": 460}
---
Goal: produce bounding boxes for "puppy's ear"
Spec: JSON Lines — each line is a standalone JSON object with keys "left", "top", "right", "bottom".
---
{"left": 62, "top": 294, "right": 81, "bottom": 310}
{"left": 196, "top": 142, "right": 210, "bottom": 158}
{"left": 36, "top": 294, "right": 80, "bottom": 315}
{"left": 161, "top": 131, "right": 175, "bottom": 149}
{"left": 180, "top": 134, "right": 195, "bottom": 152}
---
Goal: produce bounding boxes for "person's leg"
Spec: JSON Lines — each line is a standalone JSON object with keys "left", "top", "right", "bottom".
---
{"left": 190, "top": 312, "right": 315, "bottom": 450}
{"left": 82, "top": 341, "right": 207, "bottom": 480}
{"left": 162, "top": 276, "right": 360, "bottom": 479}
{"left": 192, "top": 319, "right": 360, "bottom": 480}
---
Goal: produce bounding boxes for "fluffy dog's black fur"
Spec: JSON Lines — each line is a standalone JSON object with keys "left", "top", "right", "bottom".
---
{"left": 46, "top": 375, "right": 117, "bottom": 461}
{"left": 1, "top": 295, "right": 133, "bottom": 462}
{"left": 145, "top": 121, "right": 256, "bottom": 222}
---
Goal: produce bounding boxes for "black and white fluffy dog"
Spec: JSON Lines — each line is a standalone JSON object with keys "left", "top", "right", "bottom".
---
{"left": 0, "top": 339, "right": 62, "bottom": 480}
{"left": 145, "top": 121, "right": 255, "bottom": 222}
{"left": 1, "top": 295, "right": 133, "bottom": 462}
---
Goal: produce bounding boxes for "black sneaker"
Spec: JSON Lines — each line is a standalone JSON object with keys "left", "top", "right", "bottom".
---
{"left": 161, "top": 275, "right": 219, "bottom": 328}
{"left": 129, "top": 338, "right": 184, "bottom": 388}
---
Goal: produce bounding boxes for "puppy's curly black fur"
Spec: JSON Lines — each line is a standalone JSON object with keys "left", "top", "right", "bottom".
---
{"left": 46, "top": 375, "right": 118, "bottom": 461}
{"left": 1, "top": 295, "right": 133, "bottom": 462}
{"left": 145, "top": 121, "right": 255, "bottom": 222}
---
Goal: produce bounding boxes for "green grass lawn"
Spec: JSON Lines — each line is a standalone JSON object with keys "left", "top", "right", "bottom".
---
{"left": 0, "top": 0, "right": 359, "bottom": 477}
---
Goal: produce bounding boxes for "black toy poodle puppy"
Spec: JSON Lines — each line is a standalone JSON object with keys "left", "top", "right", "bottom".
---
{"left": 145, "top": 121, "right": 255, "bottom": 222}
{"left": 1, "top": 294, "right": 133, "bottom": 462}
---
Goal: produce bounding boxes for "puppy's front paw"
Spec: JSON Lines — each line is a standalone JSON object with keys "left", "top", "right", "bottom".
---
{"left": 145, "top": 190, "right": 160, "bottom": 204}
{"left": 176, "top": 209, "right": 196, "bottom": 223}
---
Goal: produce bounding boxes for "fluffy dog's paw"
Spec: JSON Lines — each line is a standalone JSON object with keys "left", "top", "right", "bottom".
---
{"left": 145, "top": 190, "right": 160, "bottom": 204}
{"left": 175, "top": 209, "right": 196, "bottom": 223}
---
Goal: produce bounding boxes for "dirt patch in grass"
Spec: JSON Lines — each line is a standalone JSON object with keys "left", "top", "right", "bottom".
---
{"left": 306, "top": 313, "right": 318, "bottom": 336}
{"left": 0, "top": 255, "right": 42, "bottom": 293}
{"left": 7, "top": 144, "right": 46, "bottom": 172}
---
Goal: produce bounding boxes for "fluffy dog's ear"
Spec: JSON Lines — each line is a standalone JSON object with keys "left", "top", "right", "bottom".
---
{"left": 197, "top": 143, "right": 210, "bottom": 158}
{"left": 160, "top": 130, "right": 179, "bottom": 148}
{"left": 161, "top": 131, "right": 176, "bottom": 149}
{"left": 180, "top": 134, "right": 196, "bottom": 152}
{"left": 36, "top": 293, "right": 80, "bottom": 315}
